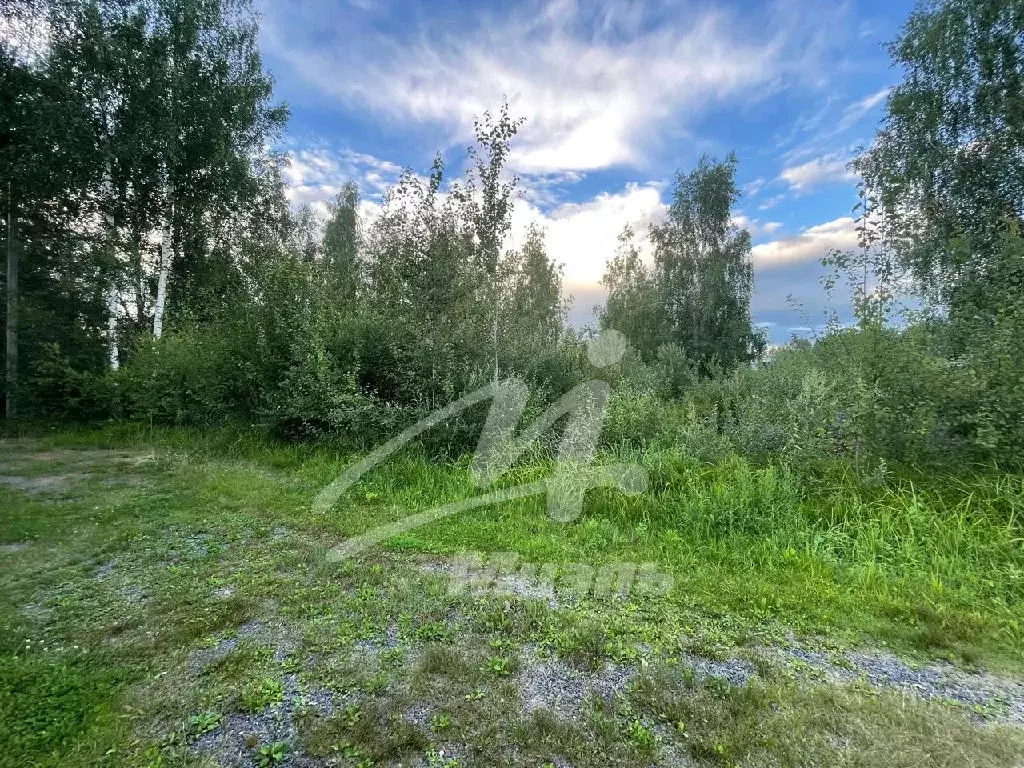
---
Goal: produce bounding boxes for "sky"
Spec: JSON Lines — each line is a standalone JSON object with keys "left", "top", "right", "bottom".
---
{"left": 255, "top": 0, "right": 914, "bottom": 346}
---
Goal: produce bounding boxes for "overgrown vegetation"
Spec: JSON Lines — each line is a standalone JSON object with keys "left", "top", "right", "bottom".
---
{"left": 2, "top": 0, "right": 1024, "bottom": 765}
{"left": 4, "top": 1, "right": 1024, "bottom": 470}
{"left": 0, "top": 435, "right": 1022, "bottom": 767}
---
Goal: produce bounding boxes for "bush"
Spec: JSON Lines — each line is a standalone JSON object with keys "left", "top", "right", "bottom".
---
{"left": 710, "top": 348, "right": 840, "bottom": 462}
{"left": 24, "top": 343, "right": 120, "bottom": 421}
{"left": 120, "top": 329, "right": 250, "bottom": 426}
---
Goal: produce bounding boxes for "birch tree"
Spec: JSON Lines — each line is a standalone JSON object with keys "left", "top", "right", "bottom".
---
{"left": 855, "top": 0, "right": 1024, "bottom": 308}
{"left": 460, "top": 105, "right": 523, "bottom": 383}
{"left": 649, "top": 154, "right": 763, "bottom": 373}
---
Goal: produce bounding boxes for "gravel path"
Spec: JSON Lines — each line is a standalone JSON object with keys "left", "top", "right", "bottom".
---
{"left": 766, "top": 645, "right": 1024, "bottom": 724}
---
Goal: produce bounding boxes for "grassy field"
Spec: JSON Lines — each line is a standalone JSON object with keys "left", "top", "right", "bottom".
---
{"left": 1, "top": 425, "right": 1022, "bottom": 767}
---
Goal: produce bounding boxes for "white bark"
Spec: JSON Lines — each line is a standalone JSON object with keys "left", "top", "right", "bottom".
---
{"left": 153, "top": 196, "right": 172, "bottom": 339}
{"left": 99, "top": 167, "right": 119, "bottom": 370}
{"left": 107, "top": 285, "right": 119, "bottom": 370}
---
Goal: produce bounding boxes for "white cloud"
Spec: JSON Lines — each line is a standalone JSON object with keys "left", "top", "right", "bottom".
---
{"left": 744, "top": 177, "right": 768, "bottom": 196}
{"left": 757, "top": 193, "right": 788, "bottom": 211}
{"left": 282, "top": 146, "right": 405, "bottom": 215}
{"left": 511, "top": 181, "right": 665, "bottom": 286}
{"left": 836, "top": 87, "right": 890, "bottom": 132}
{"left": 779, "top": 153, "right": 856, "bottom": 190}
{"left": 732, "top": 213, "right": 785, "bottom": 239}
{"left": 751, "top": 216, "right": 857, "bottom": 267}
{"left": 261, "top": 0, "right": 845, "bottom": 174}
{"left": 517, "top": 171, "right": 585, "bottom": 210}
{"left": 776, "top": 87, "right": 889, "bottom": 174}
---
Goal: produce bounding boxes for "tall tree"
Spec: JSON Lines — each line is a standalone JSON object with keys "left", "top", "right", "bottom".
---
{"left": 649, "top": 153, "right": 762, "bottom": 372}
{"left": 145, "top": 0, "right": 287, "bottom": 330}
{"left": 364, "top": 158, "right": 478, "bottom": 404}
{"left": 599, "top": 226, "right": 665, "bottom": 357}
{"left": 504, "top": 223, "right": 566, "bottom": 373}
{"left": 460, "top": 104, "right": 523, "bottom": 383}
{"left": 1, "top": 2, "right": 114, "bottom": 402}
{"left": 1, "top": 0, "right": 288, "bottom": 415}
{"left": 855, "top": 0, "right": 1024, "bottom": 307}
{"left": 323, "top": 180, "right": 362, "bottom": 306}
{"left": 5, "top": 181, "right": 17, "bottom": 417}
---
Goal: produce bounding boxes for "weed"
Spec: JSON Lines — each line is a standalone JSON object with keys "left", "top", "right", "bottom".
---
{"left": 425, "top": 747, "right": 460, "bottom": 768}
{"left": 256, "top": 741, "right": 288, "bottom": 766}
{"left": 361, "top": 672, "right": 389, "bottom": 694}
{"left": 186, "top": 710, "right": 221, "bottom": 738}
{"left": 416, "top": 621, "right": 449, "bottom": 641}
{"left": 626, "top": 719, "right": 657, "bottom": 754}
{"left": 240, "top": 677, "right": 284, "bottom": 711}
{"left": 430, "top": 712, "right": 453, "bottom": 733}
{"left": 343, "top": 704, "right": 362, "bottom": 727}
{"left": 485, "top": 656, "right": 513, "bottom": 677}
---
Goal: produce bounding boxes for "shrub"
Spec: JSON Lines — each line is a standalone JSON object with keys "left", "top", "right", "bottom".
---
{"left": 25, "top": 343, "right": 120, "bottom": 421}
{"left": 120, "top": 329, "right": 246, "bottom": 425}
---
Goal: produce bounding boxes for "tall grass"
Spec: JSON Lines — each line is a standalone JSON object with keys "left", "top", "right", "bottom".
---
{"left": 24, "top": 423, "right": 1024, "bottom": 662}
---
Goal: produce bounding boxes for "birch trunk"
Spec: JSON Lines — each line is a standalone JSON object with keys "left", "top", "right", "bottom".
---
{"left": 107, "top": 284, "right": 119, "bottom": 370}
{"left": 98, "top": 165, "right": 120, "bottom": 370}
{"left": 153, "top": 192, "right": 172, "bottom": 339}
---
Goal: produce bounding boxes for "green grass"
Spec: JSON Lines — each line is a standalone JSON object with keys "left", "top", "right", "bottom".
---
{"left": 0, "top": 424, "right": 1021, "bottom": 766}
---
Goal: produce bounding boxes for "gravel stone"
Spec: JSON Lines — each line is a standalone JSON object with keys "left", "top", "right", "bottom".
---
{"left": 681, "top": 654, "right": 757, "bottom": 687}
{"left": 774, "top": 646, "right": 1024, "bottom": 724}
{"left": 190, "top": 674, "right": 336, "bottom": 767}
{"left": 519, "top": 654, "right": 635, "bottom": 719}
{"left": 0, "top": 473, "right": 88, "bottom": 494}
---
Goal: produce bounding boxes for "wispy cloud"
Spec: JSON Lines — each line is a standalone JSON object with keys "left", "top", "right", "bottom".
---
{"left": 836, "top": 87, "right": 890, "bottom": 133}
{"left": 751, "top": 216, "right": 857, "bottom": 267}
{"left": 517, "top": 170, "right": 586, "bottom": 210}
{"left": 262, "top": 0, "right": 849, "bottom": 174}
{"left": 744, "top": 176, "right": 768, "bottom": 196}
{"left": 757, "top": 193, "right": 788, "bottom": 211}
{"left": 283, "top": 145, "right": 404, "bottom": 214}
{"left": 779, "top": 153, "right": 856, "bottom": 191}
{"left": 777, "top": 87, "right": 890, "bottom": 173}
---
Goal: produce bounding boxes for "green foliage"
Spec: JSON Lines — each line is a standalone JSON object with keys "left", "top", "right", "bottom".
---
{"left": 25, "top": 343, "right": 120, "bottom": 422}
{"left": 239, "top": 676, "right": 284, "bottom": 711}
{"left": 599, "top": 227, "right": 666, "bottom": 359}
{"left": 256, "top": 741, "right": 288, "bottom": 766}
{"left": 944, "top": 225, "right": 1024, "bottom": 455}
{"left": 651, "top": 153, "right": 763, "bottom": 372}
{"left": 602, "top": 155, "right": 763, "bottom": 374}
{"left": 855, "top": 0, "right": 1024, "bottom": 305}
{"left": 119, "top": 329, "right": 242, "bottom": 425}
{"left": 322, "top": 181, "right": 362, "bottom": 304}
{"left": 625, "top": 719, "right": 657, "bottom": 755}
{"left": 1, "top": 0, "right": 289, "bottom": 422}
{"left": 7, "top": 0, "right": 1024, "bottom": 479}
{"left": 0, "top": 655, "right": 122, "bottom": 763}
{"left": 186, "top": 710, "right": 221, "bottom": 739}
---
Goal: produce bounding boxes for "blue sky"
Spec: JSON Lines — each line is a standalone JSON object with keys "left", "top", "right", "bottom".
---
{"left": 256, "top": 0, "right": 913, "bottom": 345}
